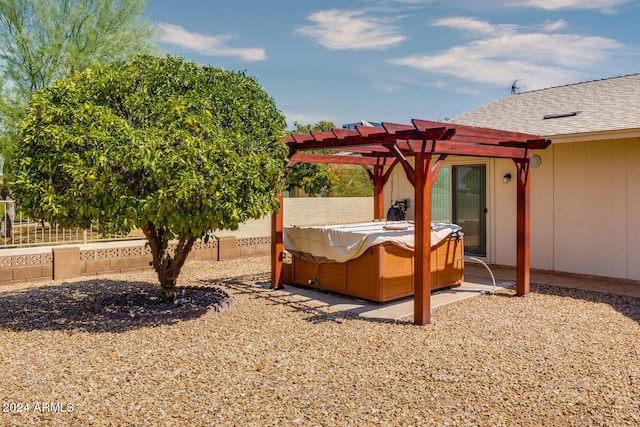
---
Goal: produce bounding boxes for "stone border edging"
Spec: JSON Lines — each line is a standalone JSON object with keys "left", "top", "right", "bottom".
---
{"left": 95, "top": 286, "right": 234, "bottom": 321}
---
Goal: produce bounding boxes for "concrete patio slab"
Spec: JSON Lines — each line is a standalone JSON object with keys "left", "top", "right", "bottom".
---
{"left": 263, "top": 277, "right": 514, "bottom": 321}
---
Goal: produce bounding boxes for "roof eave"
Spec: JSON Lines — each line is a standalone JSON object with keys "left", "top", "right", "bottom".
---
{"left": 546, "top": 128, "right": 640, "bottom": 144}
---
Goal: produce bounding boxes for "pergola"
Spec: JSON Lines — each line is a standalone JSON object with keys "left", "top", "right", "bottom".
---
{"left": 270, "top": 119, "right": 551, "bottom": 325}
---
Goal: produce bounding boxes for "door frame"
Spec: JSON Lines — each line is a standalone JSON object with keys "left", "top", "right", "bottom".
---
{"left": 438, "top": 158, "right": 491, "bottom": 261}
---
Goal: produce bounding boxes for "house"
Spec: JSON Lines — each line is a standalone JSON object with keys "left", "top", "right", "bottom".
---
{"left": 387, "top": 73, "right": 640, "bottom": 282}
{"left": 342, "top": 120, "right": 382, "bottom": 130}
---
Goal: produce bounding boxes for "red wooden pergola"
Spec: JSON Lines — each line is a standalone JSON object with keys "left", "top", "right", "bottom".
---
{"left": 270, "top": 119, "right": 551, "bottom": 325}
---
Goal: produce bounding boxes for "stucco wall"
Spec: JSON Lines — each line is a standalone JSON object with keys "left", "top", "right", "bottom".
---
{"left": 213, "top": 197, "right": 374, "bottom": 238}
{"left": 283, "top": 197, "right": 373, "bottom": 226}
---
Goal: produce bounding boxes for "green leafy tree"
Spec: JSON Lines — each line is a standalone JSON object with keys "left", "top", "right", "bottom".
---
{"left": 286, "top": 121, "right": 372, "bottom": 197}
{"left": 0, "top": 0, "right": 156, "bottom": 176}
{"left": 12, "top": 55, "right": 287, "bottom": 301}
{"left": 327, "top": 165, "right": 373, "bottom": 197}
{"left": 285, "top": 121, "right": 335, "bottom": 196}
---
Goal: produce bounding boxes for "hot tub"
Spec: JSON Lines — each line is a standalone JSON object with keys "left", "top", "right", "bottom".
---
{"left": 283, "top": 222, "right": 464, "bottom": 302}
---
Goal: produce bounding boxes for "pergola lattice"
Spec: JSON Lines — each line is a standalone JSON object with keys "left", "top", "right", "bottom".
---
{"left": 271, "top": 119, "right": 551, "bottom": 325}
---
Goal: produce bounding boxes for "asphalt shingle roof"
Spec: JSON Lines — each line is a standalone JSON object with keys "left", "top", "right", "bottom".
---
{"left": 450, "top": 73, "right": 640, "bottom": 137}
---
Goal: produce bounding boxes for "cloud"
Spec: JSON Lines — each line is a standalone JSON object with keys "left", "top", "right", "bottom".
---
{"left": 515, "top": 0, "right": 631, "bottom": 10}
{"left": 283, "top": 111, "right": 336, "bottom": 128}
{"left": 433, "top": 17, "right": 518, "bottom": 35}
{"left": 157, "top": 23, "right": 266, "bottom": 61}
{"left": 372, "top": 79, "right": 406, "bottom": 93}
{"left": 394, "top": 0, "right": 630, "bottom": 11}
{"left": 542, "top": 19, "right": 567, "bottom": 31}
{"left": 390, "top": 18, "right": 623, "bottom": 90}
{"left": 296, "top": 9, "right": 406, "bottom": 50}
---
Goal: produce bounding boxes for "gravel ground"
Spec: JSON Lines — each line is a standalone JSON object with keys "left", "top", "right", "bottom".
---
{"left": 1, "top": 256, "right": 639, "bottom": 426}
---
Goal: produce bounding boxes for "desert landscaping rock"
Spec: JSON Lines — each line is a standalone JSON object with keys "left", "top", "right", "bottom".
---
{"left": 0, "top": 256, "right": 639, "bottom": 426}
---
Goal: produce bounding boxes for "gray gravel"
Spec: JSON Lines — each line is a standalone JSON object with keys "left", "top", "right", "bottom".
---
{"left": 1, "top": 256, "right": 639, "bottom": 426}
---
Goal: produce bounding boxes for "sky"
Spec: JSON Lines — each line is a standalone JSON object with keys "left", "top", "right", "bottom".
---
{"left": 146, "top": 0, "right": 640, "bottom": 129}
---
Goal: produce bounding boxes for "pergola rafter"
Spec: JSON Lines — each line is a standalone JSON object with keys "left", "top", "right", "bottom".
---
{"left": 271, "top": 119, "right": 551, "bottom": 325}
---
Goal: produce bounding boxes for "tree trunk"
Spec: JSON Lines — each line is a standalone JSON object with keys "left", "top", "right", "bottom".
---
{"left": 142, "top": 222, "right": 198, "bottom": 303}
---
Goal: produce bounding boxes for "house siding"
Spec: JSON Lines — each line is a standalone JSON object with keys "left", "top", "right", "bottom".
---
{"left": 627, "top": 140, "right": 640, "bottom": 279}
{"left": 493, "top": 138, "right": 639, "bottom": 280}
{"left": 384, "top": 158, "right": 417, "bottom": 221}
{"left": 553, "top": 139, "right": 631, "bottom": 279}
{"left": 383, "top": 138, "right": 639, "bottom": 281}
{"left": 447, "top": 73, "right": 640, "bottom": 283}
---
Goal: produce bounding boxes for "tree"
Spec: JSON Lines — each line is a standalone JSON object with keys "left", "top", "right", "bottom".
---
{"left": 0, "top": 0, "right": 156, "bottom": 175}
{"left": 286, "top": 121, "right": 373, "bottom": 197}
{"left": 285, "top": 121, "right": 334, "bottom": 196}
{"left": 11, "top": 55, "right": 288, "bottom": 301}
{"left": 326, "top": 165, "right": 373, "bottom": 197}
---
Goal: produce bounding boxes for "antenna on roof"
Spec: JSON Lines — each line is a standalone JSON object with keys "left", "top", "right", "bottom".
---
{"left": 511, "top": 79, "right": 523, "bottom": 94}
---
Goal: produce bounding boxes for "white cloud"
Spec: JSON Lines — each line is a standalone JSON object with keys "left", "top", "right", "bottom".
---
{"left": 516, "top": 0, "right": 631, "bottom": 10}
{"left": 433, "top": 17, "right": 518, "bottom": 35}
{"left": 296, "top": 9, "right": 406, "bottom": 50}
{"left": 284, "top": 111, "right": 335, "bottom": 128}
{"left": 157, "top": 23, "right": 266, "bottom": 62}
{"left": 434, "top": 17, "right": 568, "bottom": 36}
{"left": 390, "top": 20, "right": 623, "bottom": 90}
{"left": 476, "top": 33, "right": 619, "bottom": 67}
{"left": 394, "top": 54, "right": 576, "bottom": 90}
{"left": 395, "top": 0, "right": 630, "bottom": 11}
{"left": 542, "top": 19, "right": 567, "bottom": 31}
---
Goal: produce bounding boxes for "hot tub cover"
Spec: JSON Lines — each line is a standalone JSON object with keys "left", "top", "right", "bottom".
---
{"left": 284, "top": 221, "right": 461, "bottom": 263}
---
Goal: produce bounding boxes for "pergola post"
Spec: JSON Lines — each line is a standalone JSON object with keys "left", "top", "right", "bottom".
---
{"left": 515, "top": 159, "right": 530, "bottom": 295}
{"left": 373, "top": 164, "right": 385, "bottom": 220}
{"left": 270, "top": 193, "right": 284, "bottom": 289}
{"left": 414, "top": 151, "right": 433, "bottom": 325}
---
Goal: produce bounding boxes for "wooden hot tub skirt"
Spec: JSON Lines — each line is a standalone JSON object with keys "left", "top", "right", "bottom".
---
{"left": 283, "top": 234, "right": 463, "bottom": 303}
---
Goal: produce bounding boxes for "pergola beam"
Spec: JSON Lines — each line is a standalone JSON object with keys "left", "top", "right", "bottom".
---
{"left": 431, "top": 154, "right": 449, "bottom": 182}
{"left": 387, "top": 143, "right": 416, "bottom": 186}
{"left": 412, "top": 119, "right": 542, "bottom": 143}
{"left": 288, "top": 153, "right": 379, "bottom": 166}
{"left": 403, "top": 140, "right": 534, "bottom": 159}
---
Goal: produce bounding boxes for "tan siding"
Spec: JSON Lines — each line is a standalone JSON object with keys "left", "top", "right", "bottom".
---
{"left": 492, "top": 158, "right": 516, "bottom": 266}
{"left": 554, "top": 143, "right": 587, "bottom": 273}
{"left": 530, "top": 149, "right": 555, "bottom": 270}
{"left": 626, "top": 140, "right": 640, "bottom": 280}
{"left": 488, "top": 138, "right": 635, "bottom": 279}
{"left": 384, "top": 160, "right": 415, "bottom": 220}
{"left": 595, "top": 141, "right": 627, "bottom": 277}
{"left": 554, "top": 140, "right": 629, "bottom": 278}
{"left": 484, "top": 152, "right": 554, "bottom": 270}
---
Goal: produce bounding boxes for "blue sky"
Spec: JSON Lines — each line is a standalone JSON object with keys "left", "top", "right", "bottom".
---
{"left": 146, "top": 0, "right": 640, "bottom": 128}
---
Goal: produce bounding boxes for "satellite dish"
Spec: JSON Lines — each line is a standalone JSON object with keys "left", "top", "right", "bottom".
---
{"left": 511, "top": 79, "right": 523, "bottom": 94}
